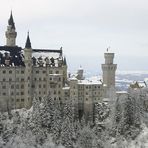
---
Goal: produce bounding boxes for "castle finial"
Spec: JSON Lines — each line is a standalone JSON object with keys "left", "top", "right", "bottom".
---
{"left": 8, "top": 11, "right": 15, "bottom": 29}
{"left": 25, "top": 32, "right": 32, "bottom": 48}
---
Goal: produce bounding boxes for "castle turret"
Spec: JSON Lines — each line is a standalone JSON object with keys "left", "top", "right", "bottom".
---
{"left": 76, "top": 66, "right": 84, "bottom": 80}
{"left": 5, "top": 11, "right": 17, "bottom": 46}
{"left": 24, "top": 32, "right": 32, "bottom": 108}
{"left": 101, "top": 51, "right": 117, "bottom": 88}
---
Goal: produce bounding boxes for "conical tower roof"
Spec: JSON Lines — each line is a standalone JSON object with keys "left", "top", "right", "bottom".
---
{"left": 25, "top": 32, "right": 32, "bottom": 48}
{"left": 8, "top": 11, "right": 15, "bottom": 29}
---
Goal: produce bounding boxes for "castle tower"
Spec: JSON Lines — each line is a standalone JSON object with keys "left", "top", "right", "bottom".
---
{"left": 76, "top": 66, "right": 84, "bottom": 80}
{"left": 24, "top": 32, "right": 32, "bottom": 108}
{"left": 5, "top": 11, "right": 17, "bottom": 46}
{"left": 101, "top": 51, "right": 117, "bottom": 88}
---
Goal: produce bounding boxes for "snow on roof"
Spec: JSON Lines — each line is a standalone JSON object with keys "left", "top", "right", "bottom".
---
{"left": 49, "top": 74, "right": 62, "bottom": 76}
{"left": 116, "top": 91, "right": 127, "bottom": 94}
{"left": 78, "top": 79, "right": 102, "bottom": 85}
{"left": 62, "top": 87, "right": 70, "bottom": 90}
{"left": 32, "top": 51, "right": 61, "bottom": 59}
{"left": 69, "top": 77, "right": 78, "bottom": 81}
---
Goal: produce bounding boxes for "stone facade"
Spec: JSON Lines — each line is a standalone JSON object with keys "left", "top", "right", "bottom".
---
{"left": 0, "top": 12, "right": 117, "bottom": 119}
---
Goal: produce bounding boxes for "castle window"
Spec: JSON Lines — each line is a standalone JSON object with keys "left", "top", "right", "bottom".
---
{"left": 86, "top": 92, "right": 88, "bottom": 95}
{"left": 21, "top": 85, "right": 24, "bottom": 89}
{"left": 39, "top": 84, "right": 41, "bottom": 88}
{"left": 39, "top": 78, "right": 41, "bottom": 81}
{"left": 11, "top": 85, "right": 14, "bottom": 89}
{"left": 39, "top": 91, "right": 41, "bottom": 94}
{"left": 32, "top": 84, "right": 35, "bottom": 88}
{"left": 28, "top": 77, "right": 30, "bottom": 80}
{"left": 56, "top": 71, "right": 59, "bottom": 74}
{"left": 16, "top": 85, "right": 19, "bottom": 89}
{"left": 54, "top": 91, "right": 56, "bottom": 94}
{"left": 21, "top": 99, "right": 24, "bottom": 102}
{"left": 43, "top": 78, "right": 46, "bottom": 81}
{"left": 21, "top": 70, "right": 24, "bottom": 74}
{"left": 2, "top": 86, "right": 6, "bottom": 89}
{"left": 21, "top": 92, "right": 24, "bottom": 95}
{"left": 43, "top": 71, "right": 46, "bottom": 74}
{"left": 16, "top": 99, "right": 19, "bottom": 102}
{"left": 3, "top": 78, "right": 6, "bottom": 82}
{"left": 21, "top": 78, "right": 24, "bottom": 81}
{"left": 58, "top": 91, "right": 61, "bottom": 94}
{"left": 16, "top": 92, "right": 19, "bottom": 95}
{"left": 98, "top": 86, "right": 100, "bottom": 88}
{"left": 3, "top": 70, "right": 6, "bottom": 74}
{"left": 50, "top": 78, "right": 52, "bottom": 81}
{"left": 43, "top": 84, "right": 46, "bottom": 88}
{"left": 86, "top": 98, "right": 88, "bottom": 101}
{"left": 36, "top": 70, "right": 39, "bottom": 74}
{"left": 54, "top": 98, "right": 56, "bottom": 100}
{"left": 3, "top": 92, "right": 6, "bottom": 96}
{"left": 89, "top": 86, "right": 91, "bottom": 89}
{"left": 34, "top": 78, "right": 37, "bottom": 81}
{"left": 49, "top": 70, "right": 52, "bottom": 74}
{"left": 59, "top": 78, "right": 61, "bottom": 81}
{"left": 11, "top": 92, "right": 14, "bottom": 95}
{"left": 59, "top": 84, "right": 61, "bottom": 88}
{"left": 86, "top": 86, "right": 88, "bottom": 89}
{"left": 9, "top": 70, "right": 12, "bottom": 74}
{"left": 9, "top": 78, "right": 12, "bottom": 81}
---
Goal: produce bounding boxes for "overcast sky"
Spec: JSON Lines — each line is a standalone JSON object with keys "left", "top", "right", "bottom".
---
{"left": 1, "top": 0, "right": 148, "bottom": 73}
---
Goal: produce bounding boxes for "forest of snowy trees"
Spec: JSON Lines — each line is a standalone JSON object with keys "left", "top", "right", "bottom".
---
{"left": 0, "top": 89, "right": 148, "bottom": 148}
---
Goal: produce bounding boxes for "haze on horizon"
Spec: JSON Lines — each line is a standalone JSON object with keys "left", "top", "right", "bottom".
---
{"left": 0, "top": 0, "right": 148, "bottom": 73}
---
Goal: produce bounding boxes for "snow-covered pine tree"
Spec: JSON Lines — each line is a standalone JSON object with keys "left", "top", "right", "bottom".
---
{"left": 40, "top": 95, "right": 55, "bottom": 131}
{"left": 77, "top": 125, "right": 94, "bottom": 148}
{"left": 51, "top": 105, "right": 62, "bottom": 145}
{"left": 63, "top": 100, "right": 75, "bottom": 123}
{"left": 60, "top": 117, "right": 75, "bottom": 148}
{"left": 30, "top": 95, "right": 47, "bottom": 145}
{"left": 119, "top": 95, "right": 141, "bottom": 139}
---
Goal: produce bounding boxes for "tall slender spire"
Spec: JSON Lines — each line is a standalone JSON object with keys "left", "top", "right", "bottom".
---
{"left": 8, "top": 11, "right": 15, "bottom": 29}
{"left": 25, "top": 32, "right": 32, "bottom": 48}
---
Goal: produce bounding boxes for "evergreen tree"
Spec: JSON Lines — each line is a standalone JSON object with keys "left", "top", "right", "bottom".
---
{"left": 77, "top": 126, "right": 94, "bottom": 148}
{"left": 51, "top": 106, "right": 62, "bottom": 145}
{"left": 60, "top": 117, "right": 75, "bottom": 148}
{"left": 40, "top": 95, "right": 54, "bottom": 131}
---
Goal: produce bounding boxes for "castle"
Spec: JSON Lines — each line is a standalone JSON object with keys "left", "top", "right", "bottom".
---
{"left": 0, "top": 12, "right": 117, "bottom": 119}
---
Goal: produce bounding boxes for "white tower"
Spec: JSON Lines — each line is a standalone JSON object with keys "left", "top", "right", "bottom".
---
{"left": 5, "top": 11, "right": 17, "bottom": 46}
{"left": 101, "top": 51, "right": 117, "bottom": 88}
